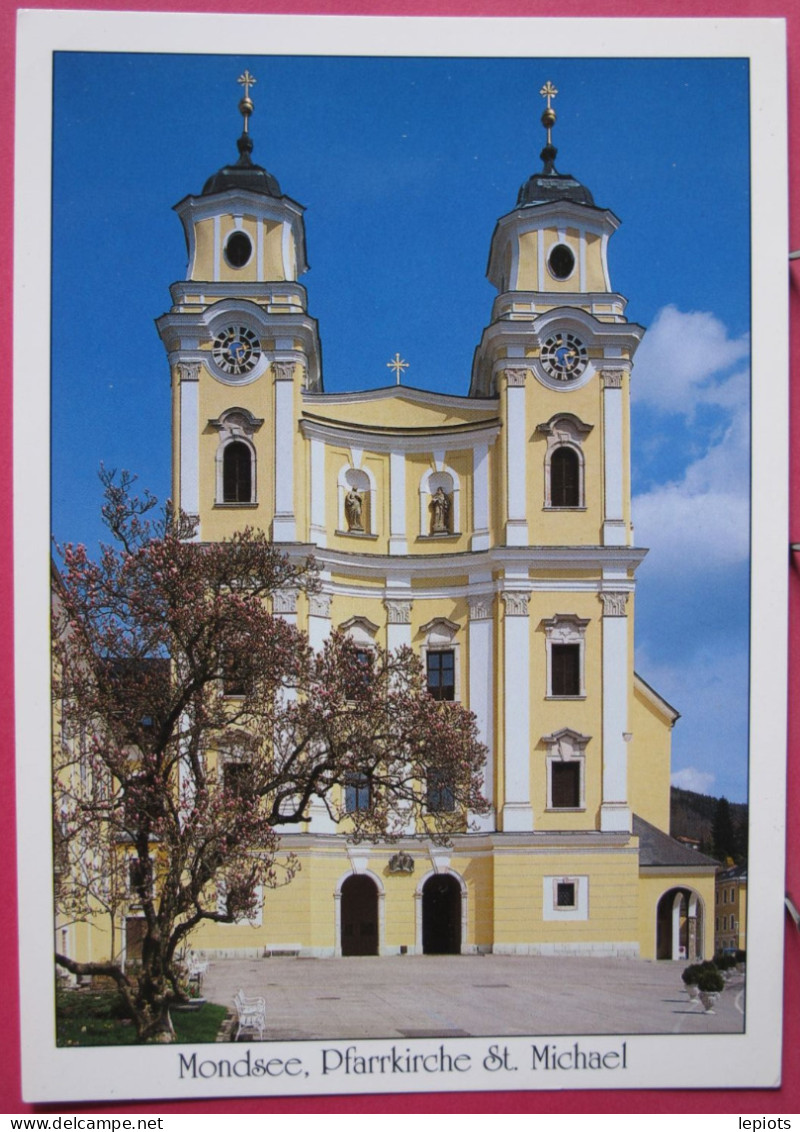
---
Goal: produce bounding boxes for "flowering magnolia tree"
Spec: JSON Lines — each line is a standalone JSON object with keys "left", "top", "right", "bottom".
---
{"left": 53, "top": 471, "right": 487, "bottom": 1042}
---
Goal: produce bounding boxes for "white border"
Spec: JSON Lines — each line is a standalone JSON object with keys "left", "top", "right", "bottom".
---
{"left": 14, "top": 10, "right": 788, "bottom": 1103}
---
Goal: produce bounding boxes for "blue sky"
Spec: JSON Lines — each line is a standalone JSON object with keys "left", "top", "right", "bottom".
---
{"left": 51, "top": 52, "right": 751, "bottom": 801}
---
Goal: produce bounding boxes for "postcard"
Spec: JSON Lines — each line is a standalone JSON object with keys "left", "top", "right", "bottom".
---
{"left": 14, "top": 10, "right": 788, "bottom": 1103}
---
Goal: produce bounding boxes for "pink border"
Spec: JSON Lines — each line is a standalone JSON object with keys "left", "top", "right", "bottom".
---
{"left": 3, "top": 0, "right": 797, "bottom": 1114}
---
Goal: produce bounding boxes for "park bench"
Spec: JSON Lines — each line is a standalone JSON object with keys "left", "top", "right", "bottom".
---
{"left": 233, "top": 988, "right": 267, "bottom": 1040}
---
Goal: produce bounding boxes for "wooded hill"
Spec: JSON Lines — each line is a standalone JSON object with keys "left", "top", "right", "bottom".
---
{"left": 670, "top": 787, "right": 748, "bottom": 864}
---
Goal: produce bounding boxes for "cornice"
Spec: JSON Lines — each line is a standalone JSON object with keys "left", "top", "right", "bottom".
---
{"left": 300, "top": 416, "right": 501, "bottom": 454}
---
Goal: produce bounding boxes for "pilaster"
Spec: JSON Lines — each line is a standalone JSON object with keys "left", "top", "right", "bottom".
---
{"left": 599, "top": 589, "right": 632, "bottom": 832}
{"left": 468, "top": 594, "right": 495, "bottom": 830}
{"left": 501, "top": 589, "right": 533, "bottom": 830}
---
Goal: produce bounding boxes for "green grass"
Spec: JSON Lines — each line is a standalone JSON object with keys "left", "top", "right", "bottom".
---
{"left": 55, "top": 989, "right": 228, "bottom": 1046}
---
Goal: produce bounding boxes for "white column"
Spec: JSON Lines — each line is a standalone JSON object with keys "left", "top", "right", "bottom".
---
{"left": 307, "top": 592, "right": 331, "bottom": 652}
{"left": 602, "top": 370, "right": 626, "bottom": 546}
{"left": 306, "top": 590, "right": 336, "bottom": 832}
{"left": 309, "top": 435, "right": 327, "bottom": 547}
{"left": 468, "top": 595, "right": 495, "bottom": 831}
{"left": 599, "top": 590, "right": 632, "bottom": 832}
{"left": 178, "top": 364, "right": 200, "bottom": 539}
{"left": 385, "top": 599, "right": 412, "bottom": 651}
{"left": 501, "top": 590, "right": 533, "bottom": 830}
{"left": 504, "top": 371, "right": 529, "bottom": 546}
{"left": 272, "top": 361, "right": 297, "bottom": 542}
{"left": 472, "top": 442, "right": 490, "bottom": 551}
{"left": 389, "top": 451, "right": 407, "bottom": 554}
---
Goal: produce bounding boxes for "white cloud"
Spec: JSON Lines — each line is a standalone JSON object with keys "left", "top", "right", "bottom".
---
{"left": 633, "top": 411, "right": 750, "bottom": 572}
{"left": 671, "top": 767, "right": 716, "bottom": 794}
{"left": 632, "top": 304, "right": 750, "bottom": 416}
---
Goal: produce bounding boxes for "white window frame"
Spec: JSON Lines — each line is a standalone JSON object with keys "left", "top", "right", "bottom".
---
{"left": 542, "top": 727, "right": 590, "bottom": 812}
{"left": 543, "top": 875, "right": 589, "bottom": 921}
{"left": 420, "top": 617, "right": 461, "bottom": 703}
{"left": 537, "top": 413, "right": 592, "bottom": 510}
{"left": 210, "top": 407, "right": 263, "bottom": 506}
{"left": 542, "top": 614, "right": 589, "bottom": 699}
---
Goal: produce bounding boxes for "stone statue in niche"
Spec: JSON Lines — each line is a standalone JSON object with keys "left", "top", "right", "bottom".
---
{"left": 430, "top": 486, "right": 451, "bottom": 534}
{"left": 345, "top": 486, "right": 364, "bottom": 532}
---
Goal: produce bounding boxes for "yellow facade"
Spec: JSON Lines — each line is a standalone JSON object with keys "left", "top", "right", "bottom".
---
{"left": 59, "top": 90, "right": 720, "bottom": 972}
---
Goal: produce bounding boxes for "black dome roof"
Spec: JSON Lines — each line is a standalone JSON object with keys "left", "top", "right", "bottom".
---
{"left": 515, "top": 144, "right": 596, "bottom": 209}
{"left": 516, "top": 171, "right": 595, "bottom": 209}
{"left": 202, "top": 133, "right": 281, "bottom": 198}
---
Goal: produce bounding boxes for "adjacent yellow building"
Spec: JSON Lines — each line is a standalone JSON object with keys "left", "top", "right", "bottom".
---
{"left": 715, "top": 865, "right": 747, "bottom": 954}
{"left": 61, "top": 77, "right": 718, "bottom": 969}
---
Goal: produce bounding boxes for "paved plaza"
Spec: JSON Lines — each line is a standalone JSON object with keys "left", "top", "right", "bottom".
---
{"left": 202, "top": 954, "right": 745, "bottom": 1041}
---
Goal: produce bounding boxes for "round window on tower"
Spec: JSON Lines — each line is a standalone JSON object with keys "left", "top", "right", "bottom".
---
{"left": 225, "top": 230, "right": 253, "bottom": 269}
{"left": 548, "top": 243, "right": 576, "bottom": 281}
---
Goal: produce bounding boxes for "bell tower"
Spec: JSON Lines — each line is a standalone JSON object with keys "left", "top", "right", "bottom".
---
{"left": 157, "top": 71, "right": 321, "bottom": 542}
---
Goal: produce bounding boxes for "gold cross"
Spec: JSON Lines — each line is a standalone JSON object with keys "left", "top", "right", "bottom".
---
{"left": 238, "top": 70, "right": 257, "bottom": 99}
{"left": 387, "top": 353, "right": 409, "bottom": 384}
{"left": 540, "top": 80, "right": 558, "bottom": 108}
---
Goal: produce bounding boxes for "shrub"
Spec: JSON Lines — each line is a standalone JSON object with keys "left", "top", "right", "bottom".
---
{"left": 696, "top": 968, "right": 725, "bottom": 993}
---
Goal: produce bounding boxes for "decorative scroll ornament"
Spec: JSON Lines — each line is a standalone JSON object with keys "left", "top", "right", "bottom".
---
{"left": 385, "top": 599, "right": 412, "bottom": 625}
{"left": 177, "top": 363, "right": 201, "bottom": 382}
{"left": 505, "top": 368, "right": 528, "bottom": 387}
{"left": 388, "top": 851, "right": 415, "bottom": 875}
{"left": 273, "top": 589, "right": 298, "bottom": 614}
{"left": 601, "top": 369, "right": 625, "bottom": 389}
{"left": 502, "top": 591, "right": 530, "bottom": 617}
{"left": 599, "top": 591, "right": 629, "bottom": 617}
{"left": 308, "top": 593, "right": 332, "bottom": 618}
{"left": 468, "top": 595, "right": 494, "bottom": 621}
{"left": 272, "top": 360, "right": 296, "bottom": 382}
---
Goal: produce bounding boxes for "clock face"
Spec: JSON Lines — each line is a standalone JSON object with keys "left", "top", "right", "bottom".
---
{"left": 540, "top": 332, "right": 588, "bottom": 383}
{"left": 212, "top": 326, "right": 261, "bottom": 377}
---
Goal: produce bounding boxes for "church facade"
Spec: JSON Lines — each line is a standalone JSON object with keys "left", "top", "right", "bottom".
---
{"left": 82, "top": 75, "right": 718, "bottom": 965}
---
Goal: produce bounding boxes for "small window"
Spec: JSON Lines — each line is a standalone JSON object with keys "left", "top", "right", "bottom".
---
{"left": 128, "top": 857, "right": 151, "bottom": 899}
{"left": 345, "top": 773, "right": 371, "bottom": 813}
{"left": 427, "top": 770, "right": 455, "bottom": 813}
{"left": 551, "top": 761, "right": 581, "bottom": 809}
{"left": 223, "top": 441, "right": 253, "bottom": 503}
{"left": 548, "top": 243, "right": 575, "bottom": 281}
{"left": 556, "top": 881, "right": 576, "bottom": 908}
{"left": 223, "top": 762, "right": 253, "bottom": 798}
{"left": 551, "top": 643, "right": 581, "bottom": 697}
{"left": 427, "top": 650, "right": 455, "bottom": 701}
{"left": 225, "top": 231, "right": 253, "bottom": 269}
{"left": 550, "top": 447, "right": 580, "bottom": 507}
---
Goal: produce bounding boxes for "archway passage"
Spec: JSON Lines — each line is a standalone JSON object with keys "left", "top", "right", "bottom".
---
{"left": 656, "top": 887, "right": 703, "bottom": 961}
{"left": 341, "top": 875, "right": 379, "bottom": 956}
{"left": 422, "top": 874, "right": 462, "bottom": 955}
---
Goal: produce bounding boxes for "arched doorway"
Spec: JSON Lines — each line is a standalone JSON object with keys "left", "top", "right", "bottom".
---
{"left": 340, "top": 875, "right": 379, "bottom": 956}
{"left": 656, "top": 887, "right": 704, "bottom": 960}
{"left": 422, "top": 874, "right": 462, "bottom": 954}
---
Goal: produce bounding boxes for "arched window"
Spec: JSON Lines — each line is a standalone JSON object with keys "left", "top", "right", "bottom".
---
{"left": 210, "top": 407, "right": 262, "bottom": 506}
{"left": 223, "top": 441, "right": 253, "bottom": 503}
{"left": 537, "top": 413, "right": 592, "bottom": 510}
{"left": 550, "top": 447, "right": 580, "bottom": 507}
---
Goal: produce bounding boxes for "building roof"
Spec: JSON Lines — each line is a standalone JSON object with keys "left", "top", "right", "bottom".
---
{"left": 516, "top": 169, "right": 597, "bottom": 209}
{"left": 202, "top": 133, "right": 282, "bottom": 198}
{"left": 717, "top": 863, "right": 748, "bottom": 883}
{"left": 633, "top": 814, "right": 718, "bottom": 869}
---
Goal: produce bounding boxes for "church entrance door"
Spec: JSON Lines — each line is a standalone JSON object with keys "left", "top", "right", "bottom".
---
{"left": 422, "top": 874, "right": 462, "bottom": 954}
{"left": 341, "top": 875, "right": 379, "bottom": 956}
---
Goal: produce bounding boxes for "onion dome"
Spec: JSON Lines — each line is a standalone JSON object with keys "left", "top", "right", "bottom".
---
{"left": 516, "top": 81, "right": 597, "bottom": 209}
{"left": 201, "top": 70, "right": 282, "bottom": 198}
